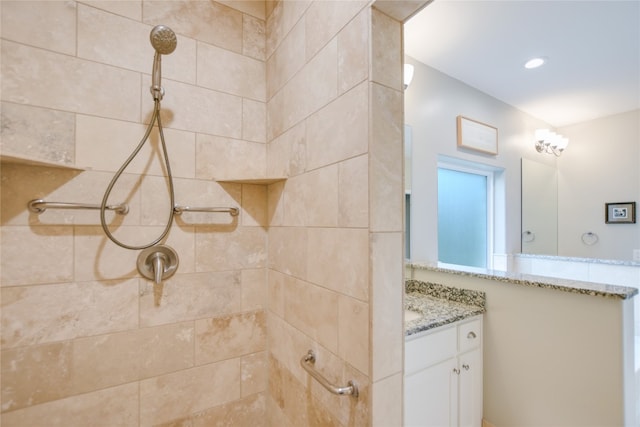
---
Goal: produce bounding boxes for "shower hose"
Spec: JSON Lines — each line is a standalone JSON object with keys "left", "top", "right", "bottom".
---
{"left": 100, "top": 98, "right": 175, "bottom": 250}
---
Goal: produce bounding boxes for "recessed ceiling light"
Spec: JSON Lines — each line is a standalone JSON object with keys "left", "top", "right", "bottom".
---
{"left": 524, "top": 57, "right": 546, "bottom": 69}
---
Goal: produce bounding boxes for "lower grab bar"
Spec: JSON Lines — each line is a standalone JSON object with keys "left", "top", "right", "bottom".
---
{"left": 300, "top": 350, "right": 358, "bottom": 398}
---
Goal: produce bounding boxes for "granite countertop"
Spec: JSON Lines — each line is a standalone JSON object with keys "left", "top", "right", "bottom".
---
{"left": 409, "top": 261, "right": 638, "bottom": 300}
{"left": 405, "top": 280, "right": 486, "bottom": 337}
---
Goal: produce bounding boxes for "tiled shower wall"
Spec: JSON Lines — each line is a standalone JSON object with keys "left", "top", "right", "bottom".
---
{"left": 1, "top": 1, "right": 270, "bottom": 425}
{"left": 1, "top": 0, "right": 409, "bottom": 426}
{"left": 264, "top": 2, "right": 405, "bottom": 426}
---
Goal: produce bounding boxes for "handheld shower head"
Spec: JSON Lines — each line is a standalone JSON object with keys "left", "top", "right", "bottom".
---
{"left": 149, "top": 25, "right": 177, "bottom": 101}
{"left": 150, "top": 25, "right": 177, "bottom": 55}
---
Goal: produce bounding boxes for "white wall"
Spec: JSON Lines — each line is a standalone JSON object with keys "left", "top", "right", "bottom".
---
{"left": 404, "top": 58, "right": 552, "bottom": 262}
{"left": 558, "top": 110, "right": 640, "bottom": 261}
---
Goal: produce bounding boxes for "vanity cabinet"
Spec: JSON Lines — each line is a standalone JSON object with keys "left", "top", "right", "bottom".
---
{"left": 405, "top": 316, "right": 483, "bottom": 427}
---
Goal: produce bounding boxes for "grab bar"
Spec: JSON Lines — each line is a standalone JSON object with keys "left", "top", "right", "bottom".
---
{"left": 300, "top": 350, "right": 358, "bottom": 398}
{"left": 28, "top": 199, "right": 129, "bottom": 215}
{"left": 174, "top": 205, "right": 239, "bottom": 217}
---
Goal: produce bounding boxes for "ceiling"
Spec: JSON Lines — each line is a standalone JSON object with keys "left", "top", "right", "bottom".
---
{"left": 404, "top": 0, "right": 640, "bottom": 128}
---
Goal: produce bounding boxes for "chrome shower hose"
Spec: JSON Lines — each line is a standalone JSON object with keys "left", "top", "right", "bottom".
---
{"left": 100, "top": 99, "right": 175, "bottom": 250}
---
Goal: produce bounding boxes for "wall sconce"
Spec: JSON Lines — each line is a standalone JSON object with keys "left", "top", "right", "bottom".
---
{"left": 404, "top": 64, "right": 414, "bottom": 90}
{"left": 534, "top": 129, "right": 569, "bottom": 156}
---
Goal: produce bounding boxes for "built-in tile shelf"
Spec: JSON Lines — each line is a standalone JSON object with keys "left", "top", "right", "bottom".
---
{"left": 216, "top": 177, "right": 287, "bottom": 185}
{"left": 0, "top": 154, "right": 85, "bottom": 171}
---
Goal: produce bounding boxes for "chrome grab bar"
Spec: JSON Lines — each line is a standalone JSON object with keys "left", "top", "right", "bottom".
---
{"left": 28, "top": 199, "right": 129, "bottom": 215}
{"left": 300, "top": 350, "right": 359, "bottom": 398}
{"left": 173, "top": 205, "right": 239, "bottom": 217}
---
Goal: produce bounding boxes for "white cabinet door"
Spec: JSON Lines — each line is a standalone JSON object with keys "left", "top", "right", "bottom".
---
{"left": 405, "top": 357, "right": 457, "bottom": 427}
{"left": 457, "top": 347, "right": 483, "bottom": 427}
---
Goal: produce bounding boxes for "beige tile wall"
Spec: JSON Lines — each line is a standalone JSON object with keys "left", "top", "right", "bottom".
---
{"left": 265, "top": 2, "right": 404, "bottom": 427}
{"left": 1, "top": 0, "right": 409, "bottom": 426}
{"left": 1, "top": 1, "right": 269, "bottom": 426}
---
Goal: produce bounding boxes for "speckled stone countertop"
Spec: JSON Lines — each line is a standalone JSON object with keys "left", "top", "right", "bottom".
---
{"left": 405, "top": 280, "right": 486, "bottom": 337}
{"left": 409, "top": 261, "right": 638, "bottom": 300}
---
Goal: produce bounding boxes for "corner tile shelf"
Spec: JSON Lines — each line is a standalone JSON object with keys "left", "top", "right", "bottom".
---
{"left": 216, "top": 177, "right": 287, "bottom": 185}
{"left": 1, "top": 154, "right": 85, "bottom": 171}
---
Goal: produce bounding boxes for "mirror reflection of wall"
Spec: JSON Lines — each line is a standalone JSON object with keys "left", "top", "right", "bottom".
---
{"left": 521, "top": 158, "right": 558, "bottom": 255}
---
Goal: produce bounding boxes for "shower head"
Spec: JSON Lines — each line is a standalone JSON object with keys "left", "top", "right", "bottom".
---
{"left": 150, "top": 25, "right": 177, "bottom": 55}
{"left": 149, "top": 25, "right": 177, "bottom": 101}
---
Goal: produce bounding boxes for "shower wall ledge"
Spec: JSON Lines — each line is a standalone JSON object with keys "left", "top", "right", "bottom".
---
{"left": 216, "top": 177, "right": 287, "bottom": 185}
{"left": 1, "top": 154, "right": 85, "bottom": 171}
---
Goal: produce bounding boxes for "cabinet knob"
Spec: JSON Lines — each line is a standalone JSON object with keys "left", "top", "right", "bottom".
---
{"left": 453, "top": 368, "right": 460, "bottom": 375}
{"left": 467, "top": 331, "right": 477, "bottom": 339}
{"left": 462, "top": 364, "right": 470, "bottom": 371}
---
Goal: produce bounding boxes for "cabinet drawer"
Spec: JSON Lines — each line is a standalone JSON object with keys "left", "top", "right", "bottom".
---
{"left": 405, "top": 326, "right": 457, "bottom": 374}
{"left": 459, "top": 318, "right": 482, "bottom": 353}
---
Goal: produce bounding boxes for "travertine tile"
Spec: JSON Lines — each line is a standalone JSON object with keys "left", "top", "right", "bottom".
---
{"left": 337, "top": 8, "right": 369, "bottom": 95}
{"left": 0, "top": 226, "right": 73, "bottom": 286}
{"left": 306, "top": 227, "right": 369, "bottom": 301}
{"left": 195, "top": 310, "right": 266, "bottom": 365}
{"left": 79, "top": 1, "right": 142, "bottom": 20}
{"left": 243, "top": 98, "right": 266, "bottom": 143}
{"left": 338, "top": 154, "right": 369, "bottom": 228}
{"left": 141, "top": 76, "right": 242, "bottom": 139}
{"left": 0, "top": 102, "right": 75, "bottom": 166}
{"left": 371, "top": 232, "right": 403, "bottom": 381}
{"left": 243, "top": 13, "right": 266, "bottom": 61}
{"left": 189, "top": 392, "right": 266, "bottom": 427}
{"left": 266, "top": 312, "right": 315, "bottom": 386}
{"left": 371, "top": 373, "right": 403, "bottom": 427}
{"left": 139, "top": 271, "right": 241, "bottom": 327}
{"left": 140, "top": 359, "right": 241, "bottom": 426}
{"left": 266, "top": 121, "right": 306, "bottom": 178}
{"left": 266, "top": 18, "right": 305, "bottom": 99}
{"left": 197, "top": 42, "right": 265, "bottom": 101}
{"left": 267, "top": 226, "right": 307, "bottom": 279}
{"left": 0, "top": 383, "right": 138, "bottom": 427}
{"left": 73, "top": 226, "right": 141, "bottom": 281}
{"left": 195, "top": 226, "right": 267, "bottom": 272}
{"left": 72, "top": 322, "right": 194, "bottom": 394}
{"left": 1, "top": 1, "right": 76, "bottom": 55}
{"left": 306, "top": 80, "right": 368, "bottom": 170}
{"left": 268, "top": 354, "right": 342, "bottom": 427}
{"left": 303, "top": 164, "right": 339, "bottom": 227}
{"left": 241, "top": 352, "right": 267, "bottom": 397}
{"left": 265, "top": 0, "right": 310, "bottom": 60}
{"left": 169, "top": 178, "right": 241, "bottom": 227}
{"left": 281, "top": 174, "right": 307, "bottom": 227}
{"left": 284, "top": 279, "right": 339, "bottom": 352}
{"left": 303, "top": 38, "right": 338, "bottom": 117}
{"left": 143, "top": 1, "right": 243, "bottom": 53}
{"left": 266, "top": 180, "right": 286, "bottom": 226}
{"left": 76, "top": 114, "right": 196, "bottom": 178}
{"left": 1, "top": 40, "right": 140, "bottom": 122}
{"left": 338, "top": 295, "right": 370, "bottom": 375}
{"left": 371, "top": 8, "right": 402, "bottom": 90}
{"left": 195, "top": 134, "right": 266, "bottom": 180}
{"left": 78, "top": 5, "right": 196, "bottom": 84}
{"left": 1, "top": 341, "right": 73, "bottom": 412}
{"left": 305, "top": 0, "right": 366, "bottom": 61}
{"left": 267, "top": 269, "right": 288, "bottom": 318}
{"left": 241, "top": 184, "right": 267, "bottom": 227}
{"left": 242, "top": 268, "right": 266, "bottom": 311}
{"left": 1, "top": 279, "right": 139, "bottom": 348}
{"left": 220, "top": 0, "right": 266, "bottom": 20}
{"left": 370, "top": 82, "right": 403, "bottom": 232}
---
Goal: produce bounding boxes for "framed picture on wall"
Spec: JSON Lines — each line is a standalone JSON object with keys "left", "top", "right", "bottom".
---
{"left": 605, "top": 202, "right": 636, "bottom": 224}
{"left": 456, "top": 115, "right": 498, "bottom": 155}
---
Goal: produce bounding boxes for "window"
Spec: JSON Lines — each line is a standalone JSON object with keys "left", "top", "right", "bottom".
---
{"left": 437, "top": 161, "right": 495, "bottom": 269}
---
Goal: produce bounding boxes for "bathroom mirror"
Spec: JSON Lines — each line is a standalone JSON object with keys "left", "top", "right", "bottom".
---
{"left": 521, "top": 158, "right": 557, "bottom": 256}
{"left": 404, "top": 0, "right": 639, "bottom": 264}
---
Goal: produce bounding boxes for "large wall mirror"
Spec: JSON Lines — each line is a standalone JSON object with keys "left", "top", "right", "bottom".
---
{"left": 404, "top": 1, "right": 640, "bottom": 264}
